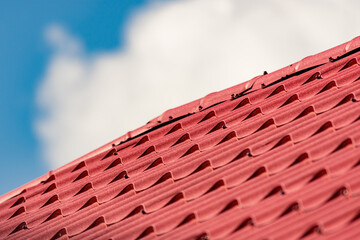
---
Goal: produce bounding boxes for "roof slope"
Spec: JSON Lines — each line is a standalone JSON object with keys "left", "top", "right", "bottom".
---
{"left": 1, "top": 37, "right": 360, "bottom": 239}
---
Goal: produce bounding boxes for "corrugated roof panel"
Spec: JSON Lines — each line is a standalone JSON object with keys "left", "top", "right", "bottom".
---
{"left": 1, "top": 37, "right": 360, "bottom": 239}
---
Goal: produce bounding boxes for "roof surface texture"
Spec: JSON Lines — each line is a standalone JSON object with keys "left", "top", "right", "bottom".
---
{"left": 1, "top": 37, "right": 360, "bottom": 240}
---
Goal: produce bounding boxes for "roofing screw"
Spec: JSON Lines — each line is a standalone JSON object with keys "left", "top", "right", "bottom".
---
{"left": 248, "top": 219, "right": 254, "bottom": 226}
{"left": 199, "top": 234, "right": 209, "bottom": 240}
{"left": 316, "top": 74, "right": 322, "bottom": 79}
{"left": 329, "top": 57, "right": 335, "bottom": 62}
{"left": 314, "top": 226, "right": 322, "bottom": 234}
{"left": 292, "top": 204, "right": 299, "bottom": 211}
{"left": 199, "top": 106, "right": 203, "bottom": 111}
{"left": 247, "top": 152, "right": 253, "bottom": 157}
{"left": 124, "top": 174, "right": 129, "bottom": 179}
{"left": 341, "top": 188, "right": 348, "bottom": 196}
{"left": 113, "top": 152, "right": 118, "bottom": 156}
{"left": 263, "top": 71, "right": 268, "bottom": 75}
{"left": 352, "top": 98, "right": 357, "bottom": 102}
{"left": 112, "top": 143, "right": 116, "bottom": 147}
{"left": 23, "top": 224, "right": 28, "bottom": 230}
{"left": 169, "top": 116, "right": 173, "bottom": 120}
{"left": 141, "top": 209, "right": 146, "bottom": 214}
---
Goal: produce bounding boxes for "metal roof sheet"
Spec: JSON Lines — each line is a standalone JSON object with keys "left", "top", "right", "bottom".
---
{"left": 1, "top": 36, "right": 360, "bottom": 239}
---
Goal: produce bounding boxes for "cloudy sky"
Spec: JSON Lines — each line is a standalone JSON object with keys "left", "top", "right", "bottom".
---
{"left": 0, "top": 0, "right": 359, "bottom": 195}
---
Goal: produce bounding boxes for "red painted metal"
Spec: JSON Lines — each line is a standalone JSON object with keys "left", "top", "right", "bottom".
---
{"left": 1, "top": 37, "right": 360, "bottom": 239}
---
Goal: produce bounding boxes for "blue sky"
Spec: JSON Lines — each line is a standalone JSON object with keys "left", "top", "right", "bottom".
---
{"left": 1, "top": 0, "right": 360, "bottom": 196}
{"left": 0, "top": 0, "right": 148, "bottom": 195}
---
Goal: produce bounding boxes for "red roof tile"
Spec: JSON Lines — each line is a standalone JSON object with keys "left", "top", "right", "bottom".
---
{"left": 1, "top": 37, "right": 360, "bottom": 239}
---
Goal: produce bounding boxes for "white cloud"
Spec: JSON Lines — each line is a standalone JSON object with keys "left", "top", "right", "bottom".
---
{"left": 36, "top": 0, "right": 360, "bottom": 169}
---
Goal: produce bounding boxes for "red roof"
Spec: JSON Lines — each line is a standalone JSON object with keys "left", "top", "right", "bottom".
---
{"left": 1, "top": 37, "right": 360, "bottom": 239}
